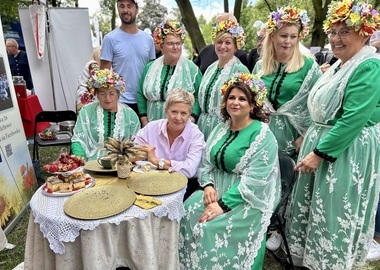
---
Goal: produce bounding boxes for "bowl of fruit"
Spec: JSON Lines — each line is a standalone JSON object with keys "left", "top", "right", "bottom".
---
{"left": 39, "top": 129, "right": 57, "bottom": 140}
{"left": 42, "top": 149, "right": 85, "bottom": 177}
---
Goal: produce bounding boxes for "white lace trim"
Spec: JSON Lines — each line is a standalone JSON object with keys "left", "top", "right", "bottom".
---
{"left": 30, "top": 187, "right": 185, "bottom": 254}
{"left": 309, "top": 46, "right": 380, "bottom": 123}
{"left": 263, "top": 60, "right": 321, "bottom": 136}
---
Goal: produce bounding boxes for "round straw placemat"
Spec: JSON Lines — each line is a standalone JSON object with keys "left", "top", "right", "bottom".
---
{"left": 64, "top": 185, "right": 136, "bottom": 220}
{"left": 84, "top": 160, "right": 117, "bottom": 173}
{"left": 128, "top": 171, "right": 187, "bottom": 195}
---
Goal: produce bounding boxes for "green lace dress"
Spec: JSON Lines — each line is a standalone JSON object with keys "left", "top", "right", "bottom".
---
{"left": 71, "top": 102, "right": 140, "bottom": 160}
{"left": 179, "top": 120, "right": 280, "bottom": 269}
{"left": 286, "top": 47, "right": 380, "bottom": 270}
{"left": 197, "top": 57, "right": 249, "bottom": 141}
{"left": 254, "top": 56, "right": 321, "bottom": 158}
{"left": 137, "top": 55, "right": 202, "bottom": 121}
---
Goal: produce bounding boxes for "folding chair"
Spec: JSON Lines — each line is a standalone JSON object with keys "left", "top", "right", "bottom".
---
{"left": 267, "top": 152, "right": 298, "bottom": 270}
{"left": 32, "top": 110, "right": 77, "bottom": 161}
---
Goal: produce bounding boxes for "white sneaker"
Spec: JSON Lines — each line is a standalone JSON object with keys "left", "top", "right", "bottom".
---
{"left": 266, "top": 231, "right": 283, "bottom": 251}
{"left": 367, "top": 239, "right": 380, "bottom": 261}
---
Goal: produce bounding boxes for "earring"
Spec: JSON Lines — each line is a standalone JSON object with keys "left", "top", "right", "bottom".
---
{"left": 250, "top": 109, "right": 253, "bottom": 113}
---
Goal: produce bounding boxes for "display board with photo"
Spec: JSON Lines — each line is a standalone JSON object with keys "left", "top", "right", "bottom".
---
{"left": 0, "top": 57, "right": 13, "bottom": 111}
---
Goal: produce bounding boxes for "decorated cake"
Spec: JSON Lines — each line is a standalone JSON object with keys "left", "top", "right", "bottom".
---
{"left": 45, "top": 172, "right": 93, "bottom": 193}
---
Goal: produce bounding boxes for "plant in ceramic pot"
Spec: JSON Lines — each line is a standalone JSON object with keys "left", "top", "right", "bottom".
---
{"left": 104, "top": 137, "right": 146, "bottom": 178}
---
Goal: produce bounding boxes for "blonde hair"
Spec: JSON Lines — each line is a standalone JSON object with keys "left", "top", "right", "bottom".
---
{"left": 214, "top": 32, "right": 237, "bottom": 50}
{"left": 165, "top": 89, "right": 194, "bottom": 112}
{"left": 260, "top": 26, "right": 305, "bottom": 75}
{"left": 91, "top": 46, "right": 101, "bottom": 64}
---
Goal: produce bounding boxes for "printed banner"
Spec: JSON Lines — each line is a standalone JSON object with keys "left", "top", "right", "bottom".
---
{"left": 0, "top": 18, "right": 38, "bottom": 230}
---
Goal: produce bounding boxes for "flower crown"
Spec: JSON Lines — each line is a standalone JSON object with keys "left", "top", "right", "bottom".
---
{"left": 87, "top": 69, "right": 125, "bottom": 93}
{"left": 212, "top": 20, "right": 246, "bottom": 49}
{"left": 266, "top": 7, "right": 310, "bottom": 39}
{"left": 323, "top": 0, "right": 380, "bottom": 36}
{"left": 221, "top": 72, "right": 267, "bottom": 106}
{"left": 153, "top": 19, "right": 186, "bottom": 44}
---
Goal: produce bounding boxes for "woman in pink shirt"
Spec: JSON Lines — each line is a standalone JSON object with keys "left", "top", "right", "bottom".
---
{"left": 133, "top": 89, "right": 205, "bottom": 200}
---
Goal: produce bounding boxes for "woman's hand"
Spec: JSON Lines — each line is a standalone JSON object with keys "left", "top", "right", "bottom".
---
{"left": 203, "top": 186, "right": 217, "bottom": 206}
{"left": 198, "top": 202, "right": 224, "bottom": 223}
{"left": 320, "top": 62, "right": 331, "bottom": 73}
{"left": 295, "top": 136, "right": 304, "bottom": 153}
{"left": 139, "top": 144, "right": 157, "bottom": 164}
{"left": 294, "top": 152, "right": 323, "bottom": 174}
{"left": 140, "top": 117, "right": 149, "bottom": 127}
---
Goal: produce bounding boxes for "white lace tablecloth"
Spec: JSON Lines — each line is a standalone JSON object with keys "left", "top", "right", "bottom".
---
{"left": 30, "top": 182, "right": 185, "bottom": 255}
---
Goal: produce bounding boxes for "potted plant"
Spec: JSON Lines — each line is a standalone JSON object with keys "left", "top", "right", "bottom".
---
{"left": 104, "top": 137, "right": 146, "bottom": 178}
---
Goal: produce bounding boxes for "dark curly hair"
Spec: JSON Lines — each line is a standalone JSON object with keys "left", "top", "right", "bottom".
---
{"left": 220, "top": 81, "right": 268, "bottom": 123}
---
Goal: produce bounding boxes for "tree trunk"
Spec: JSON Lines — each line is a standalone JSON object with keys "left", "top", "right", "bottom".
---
{"left": 175, "top": 0, "right": 206, "bottom": 52}
{"left": 263, "top": 0, "right": 273, "bottom": 12}
{"left": 112, "top": 3, "right": 116, "bottom": 30}
{"left": 311, "top": 0, "right": 332, "bottom": 48}
{"left": 233, "top": 0, "right": 242, "bottom": 22}
{"left": 224, "top": 0, "right": 229, "bottom": 13}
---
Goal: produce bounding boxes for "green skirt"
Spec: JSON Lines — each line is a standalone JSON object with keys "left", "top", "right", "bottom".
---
{"left": 286, "top": 124, "right": 380, "bottom": 270}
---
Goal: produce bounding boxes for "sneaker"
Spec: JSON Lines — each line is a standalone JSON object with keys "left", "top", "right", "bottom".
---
{"left": 367, "top": 239, "right": 380, "bottom": 261}
{"left": 266, "top": 231, "right": 283, "bottom": 251}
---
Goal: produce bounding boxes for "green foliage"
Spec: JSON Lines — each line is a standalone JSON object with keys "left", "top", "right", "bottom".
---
{"left": 0, "top": 0, "right": 29, "bottom": 24}
{"left": 240, "top": 1, "right": 257, "bottom": 52}
{"left": 138, "top": 0, "right": 168, "bottom": 32}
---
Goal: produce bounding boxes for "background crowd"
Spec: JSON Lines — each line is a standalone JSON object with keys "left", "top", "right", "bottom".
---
{"left": 68, "top": 0, "right": 380, "bottom": 269}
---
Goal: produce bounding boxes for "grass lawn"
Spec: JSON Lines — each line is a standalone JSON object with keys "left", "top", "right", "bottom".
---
{"left": 1, "top": 145, "right": 380, "bottom": 270}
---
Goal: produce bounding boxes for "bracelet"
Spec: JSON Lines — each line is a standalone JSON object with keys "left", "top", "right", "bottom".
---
{"left": 313, "top": 148, "right": 336, "bottom": 162}
{"left": 217, "top": 199, "right": 231, "bottom": 213}
{"left": 202, "top": 183, "right": 214, "bottom": 189}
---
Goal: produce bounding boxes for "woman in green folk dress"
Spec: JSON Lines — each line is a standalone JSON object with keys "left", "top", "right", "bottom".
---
{"left": 253, "top": 7, "right": 321, "bottom": 159}
{"left": 71, "top": 69, "right": 140, "bottom": 161}
{"left": 197, "top": 14, "right": 249, "bottom": 141}
{"left": 286, "top": 1, "right": 380, "bottom": 269}
{"left": 137, "top": 19, "right": 202, "bottom": 127}
{"left": 179, "top": 73, "right": 280, "bottom": 269}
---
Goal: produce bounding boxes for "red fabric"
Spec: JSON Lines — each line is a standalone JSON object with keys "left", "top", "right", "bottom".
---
{"left": 17, "top": 95, "right": 50, "bottom": 138}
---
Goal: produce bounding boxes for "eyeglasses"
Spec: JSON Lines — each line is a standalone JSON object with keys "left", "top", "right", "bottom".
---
{"left": 165, "top": 42, "right": 182, "bottom": 48}
{"left": 328, "top": 29, "right": 351, "bottom": 39}
{"left": 97, "top": 91, "right": 118, "bottom": 98}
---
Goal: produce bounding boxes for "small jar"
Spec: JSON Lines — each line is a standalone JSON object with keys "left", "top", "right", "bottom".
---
{"left": 13, "top": 76, "right": 27, "bottom": 98}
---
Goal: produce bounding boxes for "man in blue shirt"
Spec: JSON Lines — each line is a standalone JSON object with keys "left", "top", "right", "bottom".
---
{"left": 100, "top": 0, "right": 156, "bottom": 115}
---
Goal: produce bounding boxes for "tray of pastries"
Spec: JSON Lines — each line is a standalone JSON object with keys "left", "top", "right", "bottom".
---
{"left": 41, "top": 171, "right": 95, "bottom": 197}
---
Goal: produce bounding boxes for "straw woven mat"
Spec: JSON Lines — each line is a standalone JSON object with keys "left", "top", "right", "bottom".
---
{"left": 84, "top": 160, "right": 117, "bottom": 173}
{"left": 64, "top": 185, "right": 136, "bottom": 219}
{"left": 128, "top": 171, "right": 187, "bottom": 195}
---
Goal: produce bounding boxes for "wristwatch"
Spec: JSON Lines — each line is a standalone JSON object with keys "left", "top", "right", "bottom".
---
{"left": 158, "top": 158, "right": 165, "bottom": 170}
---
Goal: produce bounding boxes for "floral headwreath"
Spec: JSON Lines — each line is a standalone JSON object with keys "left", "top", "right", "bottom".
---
{"left": 221, "top": 72, "right": 267, "bottom": 106}
{"left": 266, "top": 7, "right": 310, "bottom": 39}
{"left": 212, "top": 19, "right": 246, "bottom": 49}
{"left": 153, "top": 19, "right": 186, "bottom": 44}
{"left": 87, "top": 69, "right": 125, "bottom": 94}
{"left": 323, "top": 0, "right": 380, "bottom": 36}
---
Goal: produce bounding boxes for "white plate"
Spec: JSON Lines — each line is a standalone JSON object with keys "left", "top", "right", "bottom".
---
{"left": 48, "top": 166, "right": 84, "bottom": 177}
{"left": 133, "top": 161, "right": 157, "bottom": 173}
{"left": 41, "top": 177, "right": 95, "bottom": 197}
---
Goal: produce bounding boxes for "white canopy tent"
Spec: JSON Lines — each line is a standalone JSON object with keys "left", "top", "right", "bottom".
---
{"left": 19, "top": 7, "right": 93, "bottom": 111}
